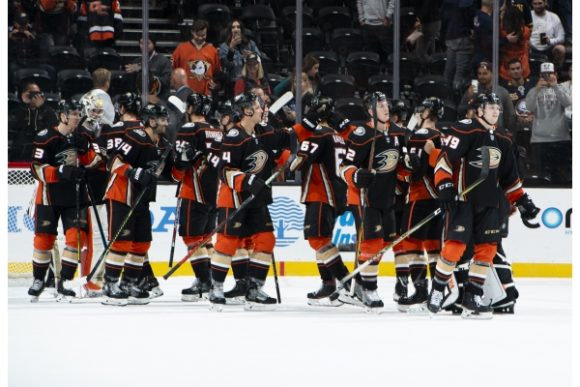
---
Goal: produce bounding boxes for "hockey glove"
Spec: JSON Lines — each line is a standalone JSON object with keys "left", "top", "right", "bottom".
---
{"left": 328, "top": 111, "right": 350, "bottom": 132}
{"left": 437, "top": 181, "right": 457, "bottom": 212}
{"left": 57, "top": 165, "right": 85, "bottom": 181}
{"left": 301, "top": 109, "right": 320, "bottom": 131}
{"left": 515, "top": 193, "right": 540, "bottom": 220}
{"left": 175, "top": 143, "right": 202, "bottom": 170}
{"left": 242, "top": 174, "right": 267, "bottom": 197}
{"left": 126, "top": 167, "right": 155, "bottom": 187}
{"left": 353, "top": 168, "right": 376, "bottom": 189}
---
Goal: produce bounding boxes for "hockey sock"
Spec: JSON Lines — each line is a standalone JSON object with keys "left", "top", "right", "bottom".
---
{"left": 359, "top": 259, "right": 379, "bottom": 290}
{"left": 60, "top": 246, "right": 79, "bottom": 281}
{"left": 432, "top": 256, "right": 456, "bottom": 291}
{"left": 409, "top": 253, "right": 428, "bottom": 285}
{"left": 104, "top": 250, "right": 125, "bottom": 280}
{"left": 188, "top": 245, "right": 211, "bottom": 282}
{"left": 210, "top": 251, "right": 232, "bottom": 283}
{"left": 394, "top": 251, "right": 411, "bottom": 287}
{"left": 316, "top": 244, "right": 347, "bottom": 281}
{"left": 32, "top": 249, "right": 52, "bottom": 280}
{"left": 138, "top": 258, "right": 154, "bottom": 280}
{"left": 248, "top": 251, "right": 271, "bottom": 282}
{"left": 467, "top": 261, "right": 490, "bottom": 291}
{"left": 231, "top": 248, "right": 249, "bottom": 281}
{"left": 123, "top": 253, "right": 145, "bottom": 281}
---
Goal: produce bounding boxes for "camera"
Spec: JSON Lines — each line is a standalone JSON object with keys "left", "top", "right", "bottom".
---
{"left": 28, "top": 91, "right": 44, "bottom": 98}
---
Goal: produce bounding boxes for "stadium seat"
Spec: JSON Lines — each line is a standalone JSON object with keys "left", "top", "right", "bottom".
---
{"left": 267, "top": 73, "right": 284, "bottom": 91}
{"left": 109, "top": 70, "right": 132, "bottom": 97}
{"left": 414, "top": 74, "right": 449, "bottom": 100}
{"left": 389, "top": 53, "right": 422, "bottom": 85}
{"left": 529, "top": 53, "right": 549, "bottom": 76}
{"left": 258, "top": 29, "right": 281, "bottom": 62}
{"left": 317, "top": 6, "right": 352, "bottom": 32}
{"left": 240, "top": 4, "right": 276, "bottom": 30}
{"left": 320, "top": 74, "right": 356, "bottom": 99}
{"left": 346, "top": 51, "right": 381, "bottom": 90}
{"left": 368, "top": 74, "right": 393, "bottom": 98}
{"left": 330, "top": 28, "right": 362, "bottom": 59}
{"left": 441, "top": 100, "right": 458, "bottom": 122}
{"left": 308, "top": 0, "right": 342, "bottom": 15}
{"left": 335, "top": 97, "right": 367, "bottom": 121}
{"left": 57, "top": 69, "right": 93, "bottom": 99}
{"left": 307, "top": 51, "right": 340, "bottom": 77}
{"left": 13, "top": 68, "right": 55, "bottom": 93}
{"left": 294, "top": 28, "right": 325, "bottom": 56}
{"left": 282, "top": 6, "right": 314, "bottom": 29}
{"left": 43, "top": 92, "right": 61, "bottom": 110}
{"left": 87, "top": 48, "right": 123, "bottom": 73}
{"left": 49, "top": 46, "right": 85, "bottom": 70}
{"left": 428, "top": 52, "right": 447, "bottom": 75}
{"left": 198, "top": 4, "right": 231, "bottom": 45}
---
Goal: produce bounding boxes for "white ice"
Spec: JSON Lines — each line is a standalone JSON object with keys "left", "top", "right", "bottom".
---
{"left": 8, "top": 277, "right": 572, "bottom": 387}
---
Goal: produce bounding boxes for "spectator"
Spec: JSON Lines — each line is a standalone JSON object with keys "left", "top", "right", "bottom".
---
{"left": 472, "top": 0, "right": 493, "bottom": 66}
{"left": 218, "top": 19, "right": 262, "bottom": 82}
{"left": 501, "top": 58, "right": 535, "bottom": 107}
{"left": 357, "top": 0, "right": 395, "bottom": 62}
{"left": 529, "top": 0, "right": 566, "bottom": 68}
{"left": 458, "top": 61, "right": 516, "bottom": 131}
{"left": 442, "top": 0, "right": 476, "bottom": 91}
{"left": 524, "top": 62, "right": 571, "bottom": 183}
{"left": 10, "top": 82, "right": 57, "bottom": 161}
{"left": 8, "top": 12, "right": 37, "bottom": 67}
{"left": 233, "top": 53, "right": 270, "bottom": 97}
{"left": 559, "top": 65, "right": 572, "bottom": 128}
{"left": 165, "top": 69, "right": 192, "bottom": 144}
{"left": 170, "top": 68, "right": 193, "bottom": 102}
{"left": 34, "top": 0, "right": 76, "bottom": 58}
{"left": 172, "top": 19, "right": 222, "bottom": 97}
{"left": 77, "top": 0, "right": 123, "bottom": 49}
{"left": 412, "top": 0, "right": 443, "bottom": 65}
{"left": 499, "top": 1, "right": 531, "bottom": 81}
{"left": 273, "top": 54, "right": 320, "bottom": 97}
{"left": 80, "top": 67, "right": 115, "bottom": 126}
{"left": 125, "top": 38, "right": 172, "bottom": 100}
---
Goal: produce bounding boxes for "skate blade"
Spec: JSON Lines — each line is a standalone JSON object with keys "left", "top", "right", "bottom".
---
{"left": 461, "top": 309, "right": 493, "bottom": 320}
{"left": 181, "top": 293, "right": 208, "bottom": 302}
{"left": 101, "top": 298, "right": 128, "bottom": 307}
{"left": 225, "top": 296, "right": 246, "bottom": 305}
{"left": 243, "top": 302, "right": 277, "bottom": 311}
{"left": 128, "top": 297, "right": 150, "bottom": 305}
{"left": 30, "top": 296, "right": 40, "bottom": 303}
{"left": 307, "top": 298, "right": 343, "bottom": 307}
{"left": 398, "top": 303, "right": 428, "bottom": 314}
{"left": 56, "top": 294, "right": 75, "bottom": 303}
{"left": 148, "top": 287, "right": 164, "bottom": 299}
{"left": 209, "top": 303, "right": 224, "bottom": 312}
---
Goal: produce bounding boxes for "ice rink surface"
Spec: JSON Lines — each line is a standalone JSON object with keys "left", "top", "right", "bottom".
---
{"left": 8, "top": 276, "right": 572, "bottom": 387}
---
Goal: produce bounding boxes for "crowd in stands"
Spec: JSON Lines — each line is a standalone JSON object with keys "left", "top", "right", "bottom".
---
{"left": 8, "top": 0, "right": 573, "bottom": 185}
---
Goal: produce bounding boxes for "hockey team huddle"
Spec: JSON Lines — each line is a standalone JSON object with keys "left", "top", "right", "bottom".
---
{"left": 26, "top": 88, "right": 541, "bottom": 319}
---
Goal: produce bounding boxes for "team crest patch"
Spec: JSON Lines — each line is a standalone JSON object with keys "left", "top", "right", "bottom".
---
{"left": 227, "top": 129, "right": 239, "bottom": 137}
{"left": 38, "top": 129, "right": 48, "bottom": 136}
{"left": 415, "top": 128, "right": 429, "bottom": 135}
{"left": 134, "top": 129, "right": 147, "bottom": 137}
{"left": 354, "top": 126, "right": 366, "bottom": 136}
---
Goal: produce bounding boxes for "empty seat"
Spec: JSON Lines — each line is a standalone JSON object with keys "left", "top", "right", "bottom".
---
{"left": 240, "top": 5, "right": 276, "bottom": 30}
{"left": 198, "top": 4, "right": 231, "bottom": 45}
{"left": 267, "top": 73, "right": 284, "bottom": 91}
{"left": 414, "top": 74, "right": 449, "bottom": 100}
{"left": 49, "top": 46, "right": 85, "bottom": 70}
{"left": 308, "top": 0, "right": 342, "bottom": 15}
{"left": 428, "top": 52, "right": 447, "bottom": 75}
{"left": 346, "top": 51, "right": 380, "bottom": 90}
{"left": 57, "top": 69, "right": 93, "bottom": 99}
{"left": 43, "top": 92, "right": 61, "bottom": 110}
{"left": 368, "top": 74, "right": 393, "bottom": 98}
{"left": 389, "top": 53, "right": 422, "bottom": 85}
{"left": 320, "top": 74, "right": 356, "bottom": 99}
{"left": 317, "top": 6, "right": 352, "bottom": 32}
{"left": 529, "top": 53, "right": 549, "bottom": 76}
{"left": 282, "top": 6, "right": 314, "bottom": 29}
{"left": 13, "top": 68, "right": 55, "bottom": 93}
{"left": 109, "top": 70, "right": 132, "bottom": 96}
{"left": 87, "top": 48, "right": 122, "bottom": 73}
{"left": 294, "top": 28, "right": 325, "bottom": 56}
{"left": 307, "top": 51, "right": 339, "bottom": 77}
{"left": 330, "top": 28, "right": 362, "bottom": 58}
{"left": 335, "top": 97, "right": 366, "bottom": 121}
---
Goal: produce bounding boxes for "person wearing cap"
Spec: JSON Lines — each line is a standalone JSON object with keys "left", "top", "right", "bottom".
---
{"left": 524, "top": 62, "right": 571, "bottom": 183}
{"left": 458, "top": 61, "right": 516, "bottom": 132}
{"left": 233, "top": 52, "right": 271, "bottom": 97}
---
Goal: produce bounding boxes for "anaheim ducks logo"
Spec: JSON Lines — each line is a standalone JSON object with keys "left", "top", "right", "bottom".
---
{"left": 374, "top": 149, "right": 399, "bottom": 172}
{"left": 469, "top": 147, "right": 501, "bottom": 169}
{"left": 55, "top": 148, "right": 78, "bottom": 167}
{"left": 245, "top": 150, "right": 268, "bottom": 174}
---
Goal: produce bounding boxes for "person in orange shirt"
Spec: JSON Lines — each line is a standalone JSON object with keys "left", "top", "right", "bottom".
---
{"left": 499, "top": 2, "right": 531, "bottom": 81}
{"left": 172, "top": 19, "right": 222, "bottom": 97}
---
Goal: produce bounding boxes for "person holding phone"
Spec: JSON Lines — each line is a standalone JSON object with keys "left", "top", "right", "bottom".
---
{"left": 530, "top": 0, "right": 566, "bottom": 68}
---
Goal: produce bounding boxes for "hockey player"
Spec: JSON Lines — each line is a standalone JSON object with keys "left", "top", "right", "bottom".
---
{"left": 28, "top": 100, "right": 101, "bottom": 300}
{"left": 396, "top": 97, "right": 445, "bottom": 312}
{"left": 208, "top": 92, "right": 291, "bottom": 309}
{"left": 429, "top": 93, "right": 540, "bottom": 318}
{"left": 338, "top": 91, "right": 407, "bottom": 309}
{"left": 101, "top": 101, "right": 173, "bottom": 306}
{"left": 288, "top": 96, "right": 352, "bottom": 305}
{"left": 171, "top": 93, "right": 220, "bottom": 301}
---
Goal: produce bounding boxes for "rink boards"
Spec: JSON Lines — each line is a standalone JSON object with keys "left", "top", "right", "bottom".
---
{"left": 8, "top": 184, "right": 572, "bottom": 278}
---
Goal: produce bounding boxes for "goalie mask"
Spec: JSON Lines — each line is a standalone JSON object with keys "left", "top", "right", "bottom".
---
{"left": 80, "top": 93, "right": 105, "bottom": 125}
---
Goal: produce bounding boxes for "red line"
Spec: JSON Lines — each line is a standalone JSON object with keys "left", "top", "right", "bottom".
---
{"left": 280, "top": 261, "right": 285, "bottom": 276}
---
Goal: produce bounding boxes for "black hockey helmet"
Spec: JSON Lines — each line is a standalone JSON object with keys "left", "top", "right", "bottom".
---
{"left": 57, "top": 99, "right": 82, "bottom": 116}
{"left": 363, "top": 91, "right": 388, "bottom": 111}
{"left": 232, "top": 91, "right": 262, "bottom": 122}
{"left": 390, "top": 99, "right": 409, "bottom": 122}
{"left": 140, "top": 103, "right": 158, "bottom": 126}
{"left": 419, "top": 97, "right": 445, "bottom": 120}
{"left": 117, "top": 92, "right": 141, "bottom": 115}
{"left": 474, "top": 93, "right": 501, "bottom": 111}
{"left": 155, "top": 104, "right": 168, "bottom": 118}
{"left": 217, "top": 99, "right": 233, "bottom": 116}
{"left": 186, "top": 93, "right": 212, "bottom": 117}
{"left": 308, "top": 95, "right": 335, "bottom": 122}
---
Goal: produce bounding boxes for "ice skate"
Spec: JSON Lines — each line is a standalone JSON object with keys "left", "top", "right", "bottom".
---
{"left": 139, "top": 275, "right": 164, "bottom": 299}
{"left": 28, "top": 279, "right": 45, "bottom": 302}
{"left": 427, "top": 287, "right": 445, "bottom": 314}
{"left": 181, "top": 278, "right": 211, "bottom": 302}
{"left": 101, "top": 278, "right": 129, "bottom": 306}
{"left": 393, "top": 277, "right": 408, "bottom": 302}
{"left": 209, "top": 280, "right": 226, "bottom": 312}
{"left": 56, "top": 279, "right": 76, "bottom": 302}
{"left": 397, "top": 279, "right": 428, "bottom": 313}
{"left": 461, "top": 290, "right": 493, "bottom": 320}
{"left": 307, "top": 280, "right": 342, "bottom": 307}
{"left": 224, "top": 278, "right": 249, "bottom": 305}
{"left": 120, "top": 279, "right": 150, "bottom": 305}
{"left": 244, "top": 278, "right": 276, "bottom": 311}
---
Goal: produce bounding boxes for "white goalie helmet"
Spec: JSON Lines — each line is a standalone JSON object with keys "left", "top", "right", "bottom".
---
{"left": 80, "top": 91, "right": 106, "bottom": 124}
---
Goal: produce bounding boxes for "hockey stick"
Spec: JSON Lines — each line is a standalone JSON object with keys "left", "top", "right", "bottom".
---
{"left": 271, "top": 251, "right": 282, "bottom": 303}
{"left": 163, "top": 167, "right": 284, "bottom": 280}
{"left": 332, "top": 146, "right": 491, "bottom": 298}
{"left": 168, "top": 196, "right": 182, "bottom": 267}
{"left": 85, "top": 180, "right": 107, "bottom": 247}
{"left": 85, "top": 144, "right": 173, "bottom": 283}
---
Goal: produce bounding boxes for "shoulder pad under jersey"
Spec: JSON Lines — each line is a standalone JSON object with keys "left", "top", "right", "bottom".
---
{"left": 112, "top": 121, "right": 125, "bottom": 128}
